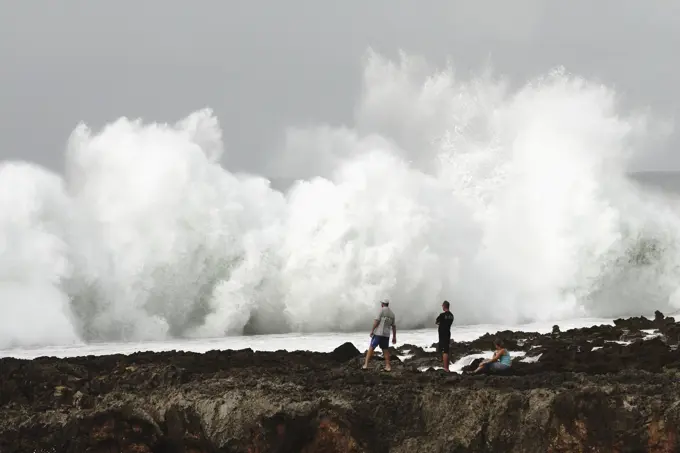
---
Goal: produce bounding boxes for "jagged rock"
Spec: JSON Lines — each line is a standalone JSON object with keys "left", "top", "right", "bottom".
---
{"left": 655, "top": 310, "right": 666, "bottom": 322}
{"left": 330, "top": 342, "right": 361, "bottom": 362}
{"left": 665, "top": 325, "right": 680, "bottom": 346}
{"left": 619, "top": 329, "right": 645, "bottom": 343}
{"left": 614, "top": 315, "right": 657, "bottom": 331}
{"left": 462, "top": 358, "right": 484, "bottom": 373}
{"left": 3, "top": 313, "right": 680, "bottom": 452}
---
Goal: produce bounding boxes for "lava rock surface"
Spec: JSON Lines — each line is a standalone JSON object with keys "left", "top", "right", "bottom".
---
{"left": 2, "top": 312, "right": 680, "bottom": 452}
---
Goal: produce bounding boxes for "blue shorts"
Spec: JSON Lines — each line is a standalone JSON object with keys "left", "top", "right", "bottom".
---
{"left": 370, "top": 335, "right": 389, "bottom": 350}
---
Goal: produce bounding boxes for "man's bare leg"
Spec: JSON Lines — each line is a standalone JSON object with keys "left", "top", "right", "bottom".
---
{"left": 363, "top": 347, "right": 374, "bottom": 369}
{"left": 383, "top": 348, "right": 391, "bottom": 371}
{"left": 443, "top": 353, "right": 449, "bottom": 372}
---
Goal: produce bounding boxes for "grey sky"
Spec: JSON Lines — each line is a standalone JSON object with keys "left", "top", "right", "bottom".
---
{"left": 0, "top": 1, "right": 678, "bottom": 178}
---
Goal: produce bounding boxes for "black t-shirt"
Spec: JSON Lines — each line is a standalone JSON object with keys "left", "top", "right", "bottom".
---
{"left": 436, "top": 311, "right": 454, "bottom": 337}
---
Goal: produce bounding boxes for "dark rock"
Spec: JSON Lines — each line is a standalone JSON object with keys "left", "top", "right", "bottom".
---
{"left": 72, "top": 390, "right": 93, "bottom": 410}
{"left": 469, "top": 330, "right": 541, "bottom": 352}
{"left": 330, "top": 342, "right": 361, "bottom": 362}
{"left": 3, "top": 312, "right": 680, "bottom": 452}
{"left": 665, "top": 324, "right": 680, "bottom": 346}
{"left": 614, "top": 316, "right": 654, "bottom": 331}
{"left": 462, "top": 358, "right": 484, "bottom": 373}
{"left": 619, "top": 330, "right": 645, "bottom": 343}
{"left": 398, "top": 344, "right": 432, "bottom": 360}
{"left": 655, "top": 310, "right": 666, "bottom": 322}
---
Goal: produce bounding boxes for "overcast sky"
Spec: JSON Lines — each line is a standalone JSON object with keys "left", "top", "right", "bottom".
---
{"left": 1, "top": 0, "right": 678, "bottom": 177}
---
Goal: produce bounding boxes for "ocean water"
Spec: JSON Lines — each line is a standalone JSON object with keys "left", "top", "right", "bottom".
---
{"left": 1, "top": 50, "right": 680, "bottom": 356}
{"left": 0, "top": 317, "right": 613, "bottom": 360}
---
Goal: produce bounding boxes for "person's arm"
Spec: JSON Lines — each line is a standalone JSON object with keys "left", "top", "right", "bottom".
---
{"left": 391, "top": 322, "right": 397, "bottom": 344}
{"left": 483, "top": 349, "right": 503, "bottom": 364}
{"left": 435, "top": 313, "right": 442, "bottom": 325}
{"left": 370, "top": 310, "right": 381, "bottom": 336}
{"left": 369, "top": 319, "right": 379, "bottom": 336}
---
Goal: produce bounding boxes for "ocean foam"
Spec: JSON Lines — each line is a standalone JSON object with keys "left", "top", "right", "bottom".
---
{"left": 0, "top": 51, "right": 678, "bottom": 349}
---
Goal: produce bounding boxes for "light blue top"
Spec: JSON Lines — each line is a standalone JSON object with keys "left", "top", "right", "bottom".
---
{"left": 499, "top": 350, "right": 512, "bottom": 366}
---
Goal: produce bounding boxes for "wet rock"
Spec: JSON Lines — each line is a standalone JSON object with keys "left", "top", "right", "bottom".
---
{"left": 462, "top": 358, "right": 484, "bottom": 373}
{"left": 398, "top": 344, "right": 432, "bottom": 359}
{"left": 400, "top": 345, "right": 439, "bottom": 370}
{"left": 619, "top": 329, "right": 645, "bottom": 343}
{"left": 469, "top": 330, "right": 541, "bottom": 352}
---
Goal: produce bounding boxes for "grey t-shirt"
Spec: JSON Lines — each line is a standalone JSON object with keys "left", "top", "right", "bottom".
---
{"left": 373, "top": 307, "right": 396, "bottom": 337}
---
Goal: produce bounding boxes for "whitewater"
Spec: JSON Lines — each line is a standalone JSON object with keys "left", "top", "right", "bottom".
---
{"left": 1, "top": 51, "right": 679, "bottom": 354}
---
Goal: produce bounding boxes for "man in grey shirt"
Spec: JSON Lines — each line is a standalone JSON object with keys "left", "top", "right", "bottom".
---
{"left": 362, "top": 299, "right": 397, "bottom": 371}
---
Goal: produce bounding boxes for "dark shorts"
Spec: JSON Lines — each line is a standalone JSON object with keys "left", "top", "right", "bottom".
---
{"left": 438, "top": 335, "right": 451, "bottom": 354}
{"left": 370, "top": 335, "right": 389, "bottom": 350}
{"left": 480, "top": 362, "right": 510, "bottom": 373}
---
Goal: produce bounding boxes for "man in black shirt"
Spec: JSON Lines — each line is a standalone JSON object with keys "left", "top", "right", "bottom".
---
{"left": 435, "top": 300, "right": 454, "bottom": 372}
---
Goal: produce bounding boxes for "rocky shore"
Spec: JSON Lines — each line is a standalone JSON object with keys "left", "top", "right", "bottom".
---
{"left": 2, "top": 311, "right": 680, "bottom": 452}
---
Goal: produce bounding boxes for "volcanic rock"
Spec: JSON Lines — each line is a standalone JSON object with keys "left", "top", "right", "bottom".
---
{"left": 330, "top": 342, "right": 361, "bottom": 362}
{"left": 3, "top": 314, "right": 680, "bottom": 452}
{"left": 614, "top": 315, "right": 655, "bottom": 331}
